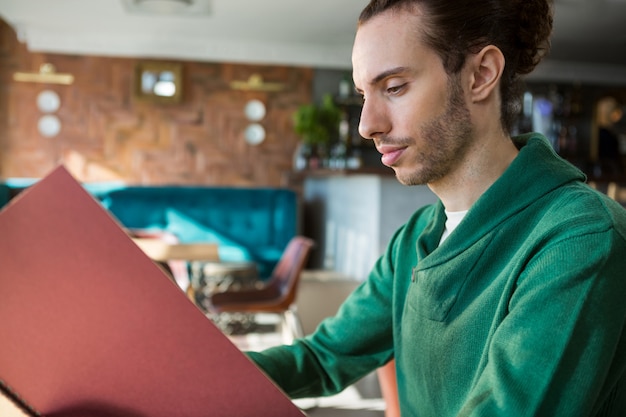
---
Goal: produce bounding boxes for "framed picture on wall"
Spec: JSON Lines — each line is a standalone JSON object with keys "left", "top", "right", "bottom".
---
{"left": 133, "top": 61, "right": 183, "bottom": 104}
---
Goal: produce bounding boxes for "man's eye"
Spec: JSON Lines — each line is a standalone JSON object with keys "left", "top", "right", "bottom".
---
{"left": 387, "top": 84, "right": 405, "bottom": 94}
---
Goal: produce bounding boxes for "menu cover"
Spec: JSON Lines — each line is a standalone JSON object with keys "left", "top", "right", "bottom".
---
{"left": 0, "top": 166, "right": 304, "bottom": 417}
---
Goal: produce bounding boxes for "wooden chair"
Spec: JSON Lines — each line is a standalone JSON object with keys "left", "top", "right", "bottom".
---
{"left": 208, "top": 236, "right": 314, "bottom": 343}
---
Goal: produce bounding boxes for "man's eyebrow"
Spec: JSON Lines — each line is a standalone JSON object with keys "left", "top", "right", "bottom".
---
{"left": 370, "top": 66, "right": 408, "bottom": 85}
{"left": 355, "top": 66, "right": 408, "bottom": 93}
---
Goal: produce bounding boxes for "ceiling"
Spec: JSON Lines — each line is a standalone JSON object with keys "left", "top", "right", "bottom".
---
{"left": 0, "top": 0, "right": 625, "bottom": 73}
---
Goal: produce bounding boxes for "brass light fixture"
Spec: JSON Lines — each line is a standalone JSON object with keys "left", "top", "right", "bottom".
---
{"left": 136, "top": 0, "right": 192, "bottom": 4}
{"left": 122, "top": 0, "right": 211, "bottom": 15}
{"left": 229, "top": 74, "right": 284, "bottom": 92}
{"left": 13, "top": 63, "right": 74, "bottom": 85}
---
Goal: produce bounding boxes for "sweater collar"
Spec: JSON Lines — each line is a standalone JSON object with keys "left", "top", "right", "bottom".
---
{"left": 416, "top": 133, "right": 586, "bottom": 266}
{"left": 475, "top": 133, "right": 586, "bottom": 221}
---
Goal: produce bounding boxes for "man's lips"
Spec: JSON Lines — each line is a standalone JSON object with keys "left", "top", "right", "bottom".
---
{"left": 376, "top": 144, "right": 407, "bottom": 167}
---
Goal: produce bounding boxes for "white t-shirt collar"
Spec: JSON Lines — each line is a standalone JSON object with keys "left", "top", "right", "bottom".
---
{"left": 439, "top": 209, "right": 469, "bottom": 245}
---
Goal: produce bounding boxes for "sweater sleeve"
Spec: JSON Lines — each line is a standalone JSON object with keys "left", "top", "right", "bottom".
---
{"left": 458, "top": 225, "right": 626, "bottom": 417}
{"left": 247, "top": 244, "right": 398, "bottom": 399}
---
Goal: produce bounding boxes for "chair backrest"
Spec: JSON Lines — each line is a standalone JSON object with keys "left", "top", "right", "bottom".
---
{"left": 268, "top": 236, "right": 314, "bottom": 309}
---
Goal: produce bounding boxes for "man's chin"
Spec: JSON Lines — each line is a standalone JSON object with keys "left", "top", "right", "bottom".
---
{"left": 393, "top": 168, "right": 421, "bottom": 185}
{"left": 394, "top": 169, "right": 426, "bottom": 186}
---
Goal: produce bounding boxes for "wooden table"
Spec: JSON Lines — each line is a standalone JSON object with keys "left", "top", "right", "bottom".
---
{"left": 131, "top": 237, "right": 259, "bottom": 307}
{"left": 131, "top": 238, "right": 219, "bottom": 262}
{"left": 132, "top": 237, "right": 221, "bottom": 293}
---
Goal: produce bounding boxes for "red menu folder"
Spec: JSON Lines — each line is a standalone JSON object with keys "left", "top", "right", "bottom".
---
{"left": 0, "top": 166, "right": 304, "bottom": 417}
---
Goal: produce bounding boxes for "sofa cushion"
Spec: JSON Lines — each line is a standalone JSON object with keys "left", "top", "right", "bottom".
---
{"left": 0, "top": 185, "right": 8, "bottom": 210}
{"left": 165, "top": 209, "right": 252, "bottom": 264}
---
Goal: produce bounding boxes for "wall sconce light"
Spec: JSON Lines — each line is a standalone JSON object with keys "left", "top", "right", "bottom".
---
{"left": 230, "top": 74, "right": 284, "bottom": 92}
{"left": 36, "top": 90, "right": 62, "bottom": 138}
{"left": 13, "top": 63, "right": 74, "bottom": 85}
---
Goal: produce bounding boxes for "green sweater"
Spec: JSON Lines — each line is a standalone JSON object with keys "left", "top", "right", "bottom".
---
{"left": 248, "top": 134, "right": 626, "bottom": 417}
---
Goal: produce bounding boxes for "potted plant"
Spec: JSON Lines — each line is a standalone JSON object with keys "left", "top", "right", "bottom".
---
{"left": 292, "top": 93, "right": 342, "bottom": 170}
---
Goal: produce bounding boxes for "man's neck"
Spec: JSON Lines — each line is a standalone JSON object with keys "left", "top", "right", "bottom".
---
{"left": 429, "top": 133, "right": 519, "bottom": 211}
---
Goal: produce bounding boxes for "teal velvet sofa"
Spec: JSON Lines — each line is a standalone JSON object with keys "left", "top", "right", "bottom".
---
{"left": 0, "top": 180, "right": 299, "bottom": 279}
{"left": 0, "top": 184, "right": 9, "bottom": 210}
{"left": 0, "top": 184, "right": 10, "bottom": 207}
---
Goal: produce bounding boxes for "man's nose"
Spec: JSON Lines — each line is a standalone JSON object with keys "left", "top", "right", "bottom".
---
{"left": 358, "top": 97, "right": 389, "bottom": 140}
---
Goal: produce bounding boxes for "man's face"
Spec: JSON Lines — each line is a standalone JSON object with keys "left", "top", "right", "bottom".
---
{"left": 352, "top": 9, "right": 475, "bottom": 186}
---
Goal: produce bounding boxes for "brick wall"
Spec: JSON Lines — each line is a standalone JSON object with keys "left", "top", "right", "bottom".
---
{"left": 0, "top": 19, "right": 312, "bottom": 186}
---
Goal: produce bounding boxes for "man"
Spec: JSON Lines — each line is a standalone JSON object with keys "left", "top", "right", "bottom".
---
{"left": 248, "top": 1, "right": 626, "bottom": 415}
{"left": 596, "top": 96, "right": 624, "bottom": 176}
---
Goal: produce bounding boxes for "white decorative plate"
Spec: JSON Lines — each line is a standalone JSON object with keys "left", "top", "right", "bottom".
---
{"left": 244, "top": 99, "right": 266, "bottom": 121}
{"left": 244, "top": 123, "right": 266, "bottom": 145}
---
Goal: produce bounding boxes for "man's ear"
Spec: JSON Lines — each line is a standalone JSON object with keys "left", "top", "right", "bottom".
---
{"left": 468, "top": 45, "right": 505, "bottom": 103}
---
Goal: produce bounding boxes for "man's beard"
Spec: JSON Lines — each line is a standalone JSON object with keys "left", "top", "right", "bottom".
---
{"left": 396, "top": 74, "right": 474, "bottom": 186}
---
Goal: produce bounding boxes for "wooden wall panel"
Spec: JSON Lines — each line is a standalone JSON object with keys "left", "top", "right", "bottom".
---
{"left": 0, "top": 19, "right": 312, "bottom": 186}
